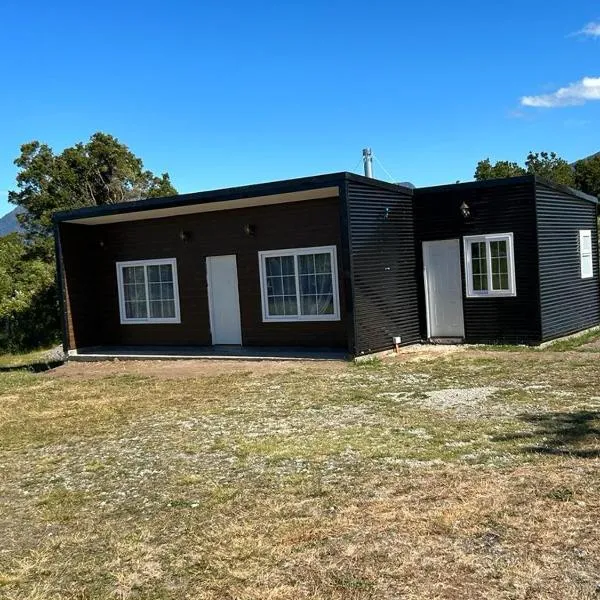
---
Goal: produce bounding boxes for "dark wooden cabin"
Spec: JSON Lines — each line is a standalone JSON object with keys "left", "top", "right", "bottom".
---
{"left": 414, "top": 175, "right": 599, "bottom": 345}
{"left": 54, "top": 172, "right": 600, "bottom": 358}
{"left": 54, "top": 172, "right": 421, "bottom": 358}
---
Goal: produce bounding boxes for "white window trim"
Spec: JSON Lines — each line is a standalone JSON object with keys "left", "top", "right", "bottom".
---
{"left": 116, "top": 258, "right": 181, "bottom": 324}
{"left": 258, "top": 245, "right": 341, "bottom": 322}
{"left": 463, "top": 233, "right": 517, "bottom": 298}
{"left": 579, "top": 230, "right": 594, "bottom": 279}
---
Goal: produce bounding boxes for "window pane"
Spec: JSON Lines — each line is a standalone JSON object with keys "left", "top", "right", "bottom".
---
{"left": 490, "top": 241, "right": 509, "bottom": 290}
{"left": 282, "top": 276, "right": 296, "bottom": 295}
{"left": 281, "top": 256, "right": 295, "bottom": 276}
{"left": 490, "top": 240, "right": 507, "bottom": 259}
{"left": 125, "top": 301, "right": 147, "bottom": 319}
{"left": 314, "top": 253, "right": 332, "bottom": 274}
{"left": 470, "top": 242, "right": 488, "bottom": 292}
{"left": 266, "top": 257, "right": 281, "bottom": 277}
{"left": 124, "top": 283, "right": 146, "bottom": 303}
{"left": 149, "top": 282, "right": 162, "bottom": 300}
{"left": 123, "top": 266, "right": 145, "bottom": 285}
{"left": 301, "top": 296, "right": 318, "bottom": 315}
{"left": 160, "top": 264, "right": 173, "bottom": 282}
{"left": 265, "top": 255, "right": 298, "bottom": 317}
{"left": 317, "top": 294, "right": 334, "bottom": 314}
{"left": 298, "top": 254, "right": 315, "bottom": 275}
{"left": 150, "top": 300, "right": 163, "bottom": 319}
{"left": 162, "top": 301, "right": 176, "bottom": 318}
{"left": 161, "top": 282, "right": 174, "bottom": 300}
{"left": 147, "top": 265, "right": 160, "bottom": 283}
{"left": 299, "top": 274, "right": 317, "bottom": 295}
{"left": 283, "top": 296, "right": 298, "bottom": 315}
{"left": 267, "top": 276, "right": 283, "bottom": 295}
{"left": 473, "top": 273, "right": 488, "bottom": 291}
{"left": 268, "top": 296, "right": 285, "bottom": 316}
{"left": 316, "top": 274, "right": 333, "bottom": 295}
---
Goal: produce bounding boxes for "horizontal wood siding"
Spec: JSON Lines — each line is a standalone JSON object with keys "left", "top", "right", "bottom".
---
{"left": 536, "top": 182, "right": 600, "bottom": 341}
{"left": 346, "top": 181, "right": 420, "bottom": 355}
{"left": 414, "top": 181, "right": 542, "bottom": 344}
{"left": 60, "top": 197, "right": 349, "bottom": 350}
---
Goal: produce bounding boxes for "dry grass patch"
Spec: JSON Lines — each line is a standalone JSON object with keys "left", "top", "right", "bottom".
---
{"left": 0, "top": 349, "right": 599, "bottom": 598}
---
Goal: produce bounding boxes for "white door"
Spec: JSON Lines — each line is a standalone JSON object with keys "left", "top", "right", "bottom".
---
{"left": 206, "top": 255, "right": 242, "bottom": 345}
{"left": 423, "top": 239, "right": 465, "bottom": 339}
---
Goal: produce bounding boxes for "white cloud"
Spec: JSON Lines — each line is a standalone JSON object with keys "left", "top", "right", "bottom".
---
{"left": 575, "top": 21, "right": 600, "bottom": 37}
{"left": 521, "top": 77, "right": 600, "bottom": 108}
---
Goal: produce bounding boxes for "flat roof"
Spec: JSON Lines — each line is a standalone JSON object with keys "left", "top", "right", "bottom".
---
{"left": 54, "top": 171, "right": 410, "bottom": 225}
{"left": 416, "top": 174, "right": 598, "bottom": 204}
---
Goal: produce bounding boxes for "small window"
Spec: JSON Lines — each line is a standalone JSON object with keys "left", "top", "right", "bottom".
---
{"left": 258, "top": 246, "right": 340, "bottom": 322}
{"left": 116, "top": 258, "right": 181, "bottom": 324}
{"left": 464, "top": 233, "right": 516, "bottom": 297}
{"left": 580, "top": 230, "right": 593, "bottom": 279}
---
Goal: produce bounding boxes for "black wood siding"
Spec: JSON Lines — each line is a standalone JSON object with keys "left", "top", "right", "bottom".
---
{"left": 536, "top": 182, "right": 600, "bottom": 341}
{"left": 58, "top": 198, "right": 349, "bottom": 350}
{"left": 414, "top": 180, "right": 542, "bottom": 344}
{"left": 345, "top": 180, "right": 420, "bottom": 355}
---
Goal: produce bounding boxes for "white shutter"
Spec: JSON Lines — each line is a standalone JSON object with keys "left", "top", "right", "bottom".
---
{"left": 579, "top": 230, "right": 593, "bottom": 279}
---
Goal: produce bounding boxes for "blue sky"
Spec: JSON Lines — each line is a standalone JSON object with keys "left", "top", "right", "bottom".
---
{"left": 1, "top": 0, "right": 598, "bottom": 216}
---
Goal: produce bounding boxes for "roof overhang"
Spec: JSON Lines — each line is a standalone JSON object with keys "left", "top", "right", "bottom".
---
{"left": 60, "top": 186, "right": 340, "bottom": 225}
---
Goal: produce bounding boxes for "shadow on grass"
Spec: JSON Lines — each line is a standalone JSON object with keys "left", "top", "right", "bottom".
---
{"left": 494, "top": 410, "right": 600, "bottom": 458}
{"left": 0, "top": 360, "right": 65, "bottom": 373}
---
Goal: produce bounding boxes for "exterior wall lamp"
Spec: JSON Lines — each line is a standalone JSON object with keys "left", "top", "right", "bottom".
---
{"left": 460, "top": 201, "right": 471, "bottom": 219}
{"left": 244, "top": 224, "right": 256, "bottom": 237}
{"left": 179, "top": 230, "right": 192, "bottom": 242}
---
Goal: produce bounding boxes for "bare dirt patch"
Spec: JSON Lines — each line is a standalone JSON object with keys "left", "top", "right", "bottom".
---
{"left": 45, "top": 357, "right": 347, "bottom": 379}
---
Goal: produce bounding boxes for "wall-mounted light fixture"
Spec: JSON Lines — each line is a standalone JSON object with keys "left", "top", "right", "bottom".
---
{"left": 244, "top": 224, "right": 256, "bottom": 237}
{"left": 460, "top": 201, "right": 471, "bottom": 219}
{"left": 99, "top": 239, "right": 105, "bottom": 248}
{"left": 179, "top": 230, "right": 192, "bottom": 242}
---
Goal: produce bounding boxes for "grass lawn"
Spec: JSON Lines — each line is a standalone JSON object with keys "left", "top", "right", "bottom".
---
{"left": 0, "top": 339, "right": 599, "bottom": 599}
{"left": 0, "top": 347, "right": 59, "bottom": 369}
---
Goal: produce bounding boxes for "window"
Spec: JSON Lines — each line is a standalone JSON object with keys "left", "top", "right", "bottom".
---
{"left": 116, "top": 258, "right": 181, "bottom": 324}
{"left": 258, "top": 246, "right": 340, "bottom": 322}
{"left": 464, "top": 233, "right": 516, "bottom": 297}
{"left": 579, "top": 230, "right": 593, "bottom": 279}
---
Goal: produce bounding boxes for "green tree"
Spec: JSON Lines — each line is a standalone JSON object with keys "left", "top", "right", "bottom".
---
{"left": 474, "top": 158, "right": 526, "bottom": 180}
{"left": 573, "top": 154, "right": 600, "bottom": 198}
{"left": 524, "top": 151, "right": 575, "bottom": 186}
{"left": 4, "top": 132, "right": 177, "bottom": 350}
{"left": 9, "top": 132, "right": 177, "bottom": 244}
{"left": 0, "top": 233, "right": 58, "bottom": 350}
{"left": 475, "top": 151, "right": 578, "bottom": 187}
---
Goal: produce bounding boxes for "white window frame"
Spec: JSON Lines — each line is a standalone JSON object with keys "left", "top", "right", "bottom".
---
{"left": 579, "top": 230, "right": 594, "bottom": 279}
{"left": 463, "top": 233, "right": 517, "bottom": 298}
{"left": 116, "top": 258, "right": 181, "bottom": 324}
{"left": 258, "top": 245, "right": 341, "bottom": 322}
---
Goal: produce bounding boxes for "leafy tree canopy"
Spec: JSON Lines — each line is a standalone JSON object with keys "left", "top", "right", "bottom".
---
{"left": 475, "top": 151, "right": 575, "bottom": 186}
{"left": 0, "top": 233, "right": 58, "bottom": 350}
{"left": 573, "top": 154, "right": 600, "bottom": 199}
{"left": 474, "top": 159, "right": 526, "bottom": 180}
{"left": 474, "top": 150, "right": 600, "bottom": 201}
{"left": 9, "top": 132, "right": 177, "bottom": 242}
{"left": 524, "top": 151, "right": 574, "bottom": 186}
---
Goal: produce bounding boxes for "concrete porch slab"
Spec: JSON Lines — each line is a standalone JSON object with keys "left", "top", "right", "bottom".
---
{"left": 68, "top": 345, "right": 349, "bottom": 362}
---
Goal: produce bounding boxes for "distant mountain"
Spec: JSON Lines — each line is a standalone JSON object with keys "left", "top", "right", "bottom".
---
{"left": 0, "top": 207, "right": 22, "bottom": 236}
{"left": 571, "top": 152, "right": 599, "bottom": 166}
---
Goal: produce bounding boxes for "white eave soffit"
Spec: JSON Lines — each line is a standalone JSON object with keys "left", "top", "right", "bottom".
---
{"left": 64, "top": 186, "right": 340, "bottom": 225}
